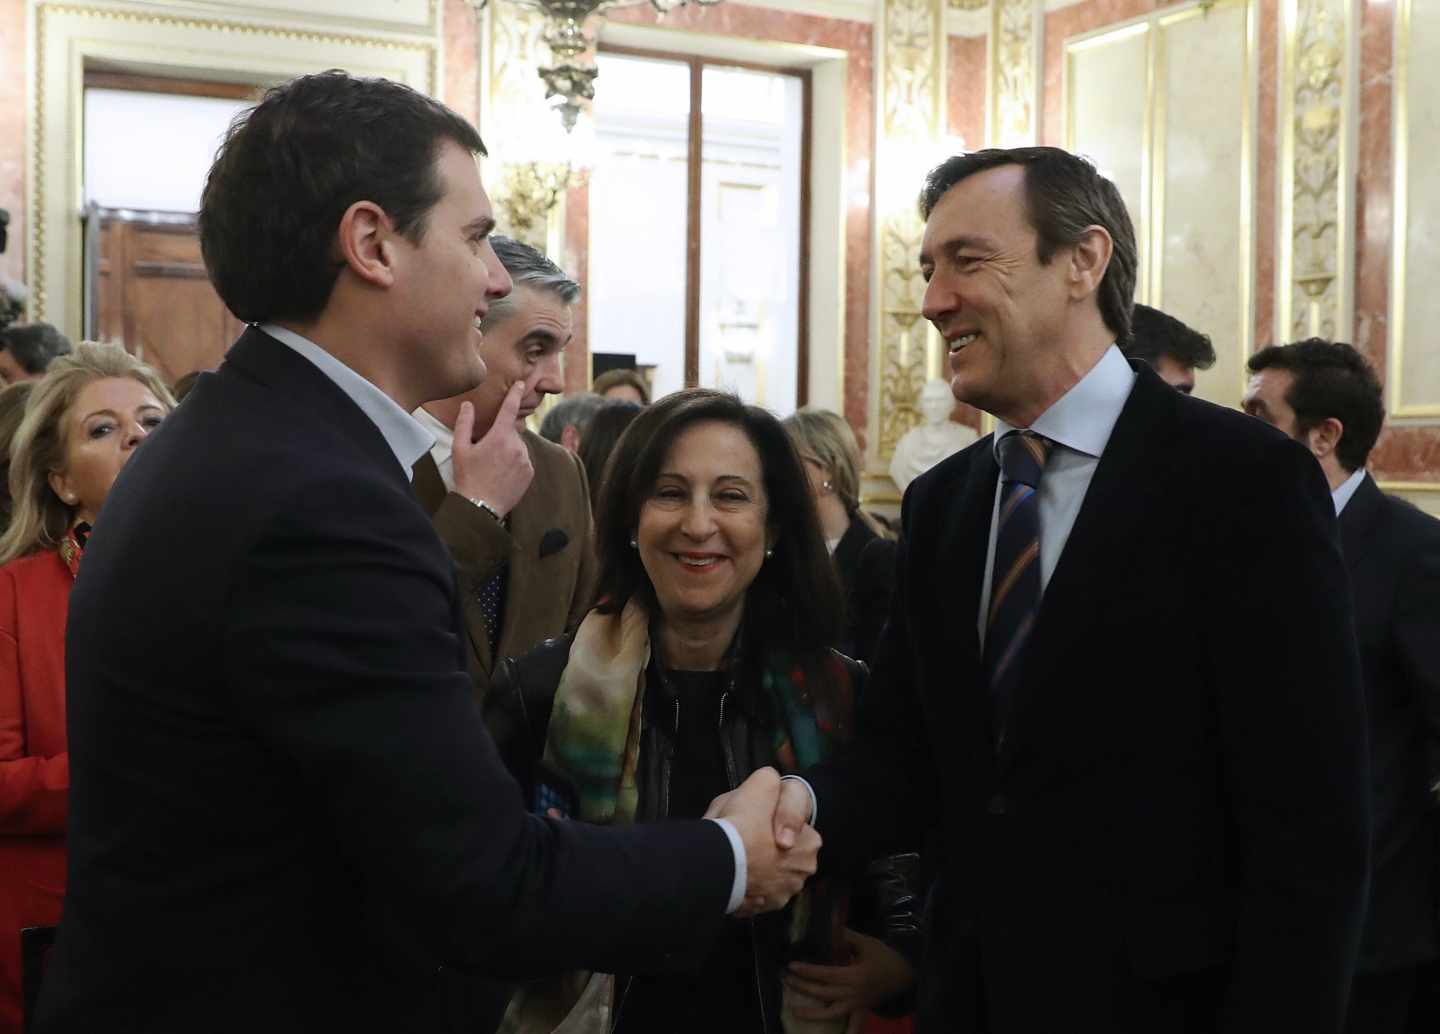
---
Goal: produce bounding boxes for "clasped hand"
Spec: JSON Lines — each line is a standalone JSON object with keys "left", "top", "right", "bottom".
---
{"left": 704, "top": 768, "right": 820, "bottom": 916}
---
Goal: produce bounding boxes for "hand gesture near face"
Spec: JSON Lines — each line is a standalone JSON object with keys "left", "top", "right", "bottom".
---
{"left": 451, "top": 380, "right": 534, "bottom": 519}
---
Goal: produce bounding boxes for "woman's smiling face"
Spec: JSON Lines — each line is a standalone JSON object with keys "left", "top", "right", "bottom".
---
{"left": 636, "top": 419, "right": 771, "bottom": 629}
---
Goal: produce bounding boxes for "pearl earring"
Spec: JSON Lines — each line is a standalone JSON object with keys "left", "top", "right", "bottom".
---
{"left": 764, "top": 546, "right": 774, "bottom": 559}
{"left": 629, "top": 537, "right": 638, "bottom": 549}
{"left": 822, "top": 480, "right": 833, "bottom": 492}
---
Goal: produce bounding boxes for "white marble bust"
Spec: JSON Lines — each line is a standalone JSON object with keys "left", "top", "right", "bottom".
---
{"left": 889, "top": 379, "right": 979, "bottom": 491}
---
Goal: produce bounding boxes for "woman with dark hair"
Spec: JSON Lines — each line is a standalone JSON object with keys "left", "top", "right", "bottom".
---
{"left": 576, "top": 398, "right": 642, "bottom": 511}
{"left": 484, "top": 389, "right": 915, "bottom": 1034}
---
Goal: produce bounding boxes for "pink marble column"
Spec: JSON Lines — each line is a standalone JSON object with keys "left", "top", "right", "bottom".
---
{"left": 443, "top": 0, "right": 480, "bottom": 131}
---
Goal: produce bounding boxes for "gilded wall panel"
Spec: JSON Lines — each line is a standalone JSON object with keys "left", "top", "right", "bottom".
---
{"left": 871, "top": 0, "right": 945, "bottom": 465}
{"left": 29, "top": 1, "right": 435, "bottom": 335}
{"left": 1389, "top": 0, "right": 1440, "bottom": 417}
{"left": 1155, "top": 1, "right": 1254, "bottom": 406}
{"left": 987, "top": 0, "right": 1039, "bottom": 147}
{"left": 1065, "top": 23, "right": 1149, "bottom": 297}
{"left": 1278, "top": 0, "right": 1356, "bottom": 343}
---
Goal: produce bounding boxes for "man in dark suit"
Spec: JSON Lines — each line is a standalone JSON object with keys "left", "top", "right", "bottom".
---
{"left": 34, "top": 72, "right": 818, "bottom": 1034}
{"left": 1244, "top": 339, "right": 1440, "bottom": 1034}
{"left": 777, "top": 148, "right": 1369, "bottom": 1032}
{"left": 411, "top": 237, "right": 595, "bottom": 702}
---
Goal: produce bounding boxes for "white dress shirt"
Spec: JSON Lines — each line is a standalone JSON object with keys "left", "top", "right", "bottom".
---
{"left": 979, "top": 345, "right": 1137, "bottom": 645}
{"left": 412, "top": 406, "right": 458, "bottom": 492}
{"left": 259, "top": 323, "right": 434, "bottom": 481}
{"left": 1332, "top": 467, "right": 1367, "bottom": 516}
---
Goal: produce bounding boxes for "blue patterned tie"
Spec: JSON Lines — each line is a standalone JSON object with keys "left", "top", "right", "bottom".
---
{"left": 477, "top": 566, "right": 507, "bottom": 658}
{"left": 982, "top": 430, "right": 1053, "bottom": 746}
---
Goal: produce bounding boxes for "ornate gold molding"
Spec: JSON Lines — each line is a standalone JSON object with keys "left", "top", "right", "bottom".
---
{"left": 987, "top": 0, "right": 1038, "bottom": 147}
{"left": 1386, "top": 0, "right": 1440, "bottom": 418}
{"left": 947, "top": 0, "right": 986, "bottom": 11}
{"left": 1277, "top": 0, "right": 1354, "bottom": 342}
{"left": 873, "top": 0, "right": 945, "bottom": 462}
{"left": 30, "top": 1, "right": 438, "bottom": 325}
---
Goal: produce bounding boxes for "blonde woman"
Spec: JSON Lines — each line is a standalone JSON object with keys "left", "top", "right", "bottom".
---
{"left": 0, "top": 342, "right": 172, "bottom": 1031}
{"left": 782, "top": 408, "right": 897, "bottom": 667}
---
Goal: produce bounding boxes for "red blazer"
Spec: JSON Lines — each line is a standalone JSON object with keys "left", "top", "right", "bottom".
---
{"left": 0, "top": 546, "right": 71, "bottom": 1032}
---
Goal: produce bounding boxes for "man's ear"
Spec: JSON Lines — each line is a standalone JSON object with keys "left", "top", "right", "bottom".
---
{"left": 335, "top": 201, "right": 398, "bottom": 289}
{"left": 1067, "top": 224, "right": 1114, "bottom": 301}
{"left": 560, "top": 424, "right": 582, "bottom": 454}
{"left": 1307, "top": 416, "right": 1345, "bottom": 460}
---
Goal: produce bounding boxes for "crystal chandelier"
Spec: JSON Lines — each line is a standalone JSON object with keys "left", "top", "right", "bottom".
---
{"left": 477, "top": 0, "right": 723, "bottom": 131}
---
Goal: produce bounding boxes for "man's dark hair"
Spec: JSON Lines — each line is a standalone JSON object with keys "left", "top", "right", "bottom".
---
{"left": 1247, "top": 339, "right": 1384, "bottom": 473}
{"left": 200, "top": 70, "right": 486, "bottom": 324}
{"left": 1126, "top": 304, "right": 1216, "bottom": 370}
{"left": 920, "top": 147, "right": 1138, "bottom": 346}
{"left": 0, "top": 323, "right": 72, "bottom": 375}
{"left": 592, "top": 389, "right": 843, "bottom": 679}
{"left": 538, "top": 392, "right": 605, "bottom": 445}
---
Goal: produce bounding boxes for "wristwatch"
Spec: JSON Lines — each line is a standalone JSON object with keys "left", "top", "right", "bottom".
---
{"left": 465, "top": 496, "right": 504, "bottom": 524}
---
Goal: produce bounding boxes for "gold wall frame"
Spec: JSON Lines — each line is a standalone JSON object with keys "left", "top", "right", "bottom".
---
{"left": 29, "top": 1, "right": 437, "bottom": 335}
{"left": 986, "top": 0, "right": 1040, "bottom": 148}
{"left": 1276, "top": 0, "right": 1357, "bottom": 344}
{"left": 869, "top": 0, "right": 946, "bottom": 468}
{"left": 1386, "top": 0, "right": 1440, "bottom": 419}
{"left": 1064, "top": 0, "right": 1257, "bottom": 407}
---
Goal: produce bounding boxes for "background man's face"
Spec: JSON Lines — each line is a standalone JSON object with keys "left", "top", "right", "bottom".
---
{"left": 436, "top": 284, "right": 572, "bottom": 435}
{"left": 1153, "top": 354, "right": 1196, "bottom": 394}
{"left": 1241, "top": 368, "right": 1300, "bottom": 437}
{"left": 920, "top": 165, "right": 1074, "bottom": 418}
{"left": 0, "top": 348, "right": 33, "bottom": 386}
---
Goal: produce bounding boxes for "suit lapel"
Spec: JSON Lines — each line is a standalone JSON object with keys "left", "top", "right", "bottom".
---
{"left": 999, "top": 367, "right": 1180, "bottom": 762}
{"left": 1338, "top": 473, "right": 1382, "bottom": 576}
{"left": 497, "top": 435, "right": 542, "bottom": 662}
{"left": 930, "top": 440, "right": 997, "bottom": 674}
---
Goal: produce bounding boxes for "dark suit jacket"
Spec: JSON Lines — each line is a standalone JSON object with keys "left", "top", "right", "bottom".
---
{"left": 831, "top": 516, "right": 896, "bottom": 667}
{"left": 34, "top": 329, "right": 733, "bottom": 1034}
{"left": 1338, "top": 473, "right": 1440, "bottom": 973}
{"left": 414, "top": 430, "right": 595, "bottom": 702}
{"left": 806, "top": 364, "right": 1370, "bottom": 1033}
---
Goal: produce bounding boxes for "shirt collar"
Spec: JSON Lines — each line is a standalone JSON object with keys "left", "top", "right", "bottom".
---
{"left": 993, "top": 344, "right": 1137, "bottom": 460}
{"left": 412, "top": 406, "right": 454, "bottom": 463}
{"left": 259, "top": 323, "right": 434, "bottom": 481}
{"left": 1332, "top": 466, "right": 1368, "bottom": 516}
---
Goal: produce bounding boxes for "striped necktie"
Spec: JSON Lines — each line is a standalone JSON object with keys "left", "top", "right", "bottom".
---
{"left": 983, "top": 429, "right": 1053, "bottom": 746}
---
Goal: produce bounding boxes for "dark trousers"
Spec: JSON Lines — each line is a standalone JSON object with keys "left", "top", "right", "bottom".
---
{"left": 1345, "top": 969, "right": 1418, "bottom": 1034}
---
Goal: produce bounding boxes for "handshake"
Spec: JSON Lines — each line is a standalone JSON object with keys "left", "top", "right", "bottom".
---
{"left": 704, "top": 768, "right": 819, "bottom": 917}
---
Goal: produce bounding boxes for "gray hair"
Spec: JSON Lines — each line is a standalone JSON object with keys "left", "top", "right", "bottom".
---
{"left": 481, "top": 236, "right": 581, "bottom": 333}
{"left": 539, "top": 392, "right": 606, "bottom": 444}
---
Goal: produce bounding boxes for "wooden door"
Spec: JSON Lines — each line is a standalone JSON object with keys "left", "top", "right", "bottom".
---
{"left": 91, "top": 209, "right": 245, "bottom": 385}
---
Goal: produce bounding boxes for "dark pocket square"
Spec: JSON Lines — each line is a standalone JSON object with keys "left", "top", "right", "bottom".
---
{"left": 539, "top": 529, "right": 569, "bottom": 559}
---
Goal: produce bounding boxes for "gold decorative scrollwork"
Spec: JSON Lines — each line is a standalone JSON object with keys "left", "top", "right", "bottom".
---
{"left": 947, "top": 0, "right": 987, "bottom": 11}
{"left": 989, "top": 0, "right": 1037, "bottom": 148}
{"left": 878, "top": 210, "right": 930, "bottom": 457}
{"left": 875, "top": 0, "right": 943, "bottom": 462}
{"left": 1282, "top": 0, "right": 1349, "bottom": 340}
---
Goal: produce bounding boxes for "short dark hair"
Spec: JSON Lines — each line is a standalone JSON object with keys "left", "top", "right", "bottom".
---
{"left": 200, "top": 70, "right": 486, "bottom": 324}
{"left": 1246, "top": 339, "right": 1384, "bottom": 473}
{"left": 538, "top": 392, "right": 605, "bottom": 444}
{"left": 1126, "top": 304, "right": 1216, "bottom": 371}
{"left": 920, "top": 147, "right": 1138, "bottom": 346}
{"left": 0, "top": 323, "right": 72, "bottom": 375}
{"left": 592, "top": 389, "right": 843, "bottom": 663}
